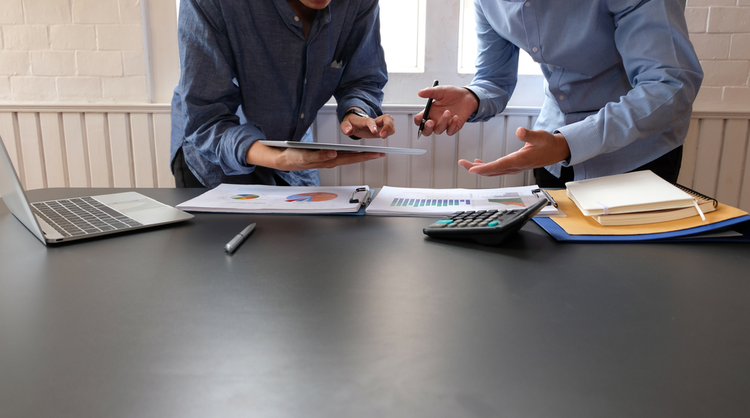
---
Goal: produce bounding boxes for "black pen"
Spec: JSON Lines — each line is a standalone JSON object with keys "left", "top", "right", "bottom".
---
{"left": 417, "top": 79, "right": 439, "bottom": 138}
{"left": 225, "top": 223, "right": 256, "bottom": 254}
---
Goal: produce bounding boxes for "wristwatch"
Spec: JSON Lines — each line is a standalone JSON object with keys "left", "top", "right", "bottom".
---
{"left": 344, "top": 108, "right": 369, "bottom": 139}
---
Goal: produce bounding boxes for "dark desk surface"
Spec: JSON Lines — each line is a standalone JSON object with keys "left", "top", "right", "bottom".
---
{"left": 2, "top": 188, "right": 750, "bottom": 418}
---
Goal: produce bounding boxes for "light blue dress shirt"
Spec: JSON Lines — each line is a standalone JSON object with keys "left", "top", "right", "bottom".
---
{"left": 467, "top": 0, "right": 703, "bottom": 181}
{"left": 170, "top": 0, "right": 388, "bottom": 188}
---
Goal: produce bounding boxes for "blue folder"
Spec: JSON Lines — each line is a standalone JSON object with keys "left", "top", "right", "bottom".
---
{"left": 533, "top": 215, "right": 750, "bottom": 242}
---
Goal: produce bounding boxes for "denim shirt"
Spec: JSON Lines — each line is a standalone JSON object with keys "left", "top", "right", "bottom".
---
{"left": 467, "top": 0, "right": 703, "bottom": 181}
{"left": 170, "top": 0, "right": 387, "bottom": 188}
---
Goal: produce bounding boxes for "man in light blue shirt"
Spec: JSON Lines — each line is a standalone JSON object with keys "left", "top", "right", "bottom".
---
{"left": 415, "top": 0, "right": 703, "bottom": 187}
{"left": 171, "top": 0, "right": 394, "bottom": 188}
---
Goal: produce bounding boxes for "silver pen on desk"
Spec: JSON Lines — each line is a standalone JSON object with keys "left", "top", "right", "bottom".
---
{"left": 225, "top": 223, "right": 256, "bottom": 254}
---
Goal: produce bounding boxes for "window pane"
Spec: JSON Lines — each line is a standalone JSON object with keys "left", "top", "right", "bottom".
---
{"left": 458, "top": 0, "right": 542, "bottom": 75}
{"left": 379, "top": 0, "right": 425, "bottom": 73}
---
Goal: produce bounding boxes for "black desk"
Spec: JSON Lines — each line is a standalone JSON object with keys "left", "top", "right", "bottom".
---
{"left": 2, "top": 188, "right": 749, "bottom": 418}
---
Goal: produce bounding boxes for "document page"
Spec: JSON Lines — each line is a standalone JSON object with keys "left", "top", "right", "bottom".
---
{"left": 366, "top": 186, "right": 559, "bottom": 217}
{"left": 176, "top": 184, "right": 369, "bottom": 214}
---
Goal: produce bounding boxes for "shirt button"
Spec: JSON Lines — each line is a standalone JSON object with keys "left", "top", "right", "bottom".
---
{"left": 294, "top": 16, "right": 300, "bottom": 22}
{"left": 559, "top": 96, "right": 565, "bottom": 101}
{"left": 525, "top": 1, "right": 531, "bottom": 6}
{"left": 300, "top": 113, "right": 305, "bottom": 119}
{"left": 532, "top": 47, "right": 539, "bottom": 53}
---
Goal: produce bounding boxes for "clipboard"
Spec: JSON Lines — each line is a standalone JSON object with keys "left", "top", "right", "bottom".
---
{"left": 176, "top": 184, "right": 373, "bottom": 215}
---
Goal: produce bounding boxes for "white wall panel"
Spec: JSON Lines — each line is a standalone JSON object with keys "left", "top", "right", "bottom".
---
{"left": 1, "top": 104, "right": 749, "bottom": 214}
{"left": 39, "top": 113, "right": 66, "bottom": 188}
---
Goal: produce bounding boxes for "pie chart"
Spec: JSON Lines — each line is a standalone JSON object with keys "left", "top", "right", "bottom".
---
{"left": 286, "top": 192, "right": 338, "bottom": 203}
{"left": 231, "top": 194, "right": 260, "bottom": 200}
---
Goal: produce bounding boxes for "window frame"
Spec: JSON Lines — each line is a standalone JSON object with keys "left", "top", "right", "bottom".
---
{"left": 158, "top": 0, "right": 544, "bottom": 107}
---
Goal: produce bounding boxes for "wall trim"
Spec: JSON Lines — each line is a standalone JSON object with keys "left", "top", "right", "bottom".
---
{"left": 2, "top": 103, "right": 748, "bottom": 119}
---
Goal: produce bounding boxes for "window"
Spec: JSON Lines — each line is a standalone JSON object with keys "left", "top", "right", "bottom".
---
{"left": 378, "top": 0, "right": 426, "bottom": 73}
{"left": 168, "top": 0, "right": 544, "bottom": 106}
{"left": 458, "top": 0, "right": 542, "bottom": 75}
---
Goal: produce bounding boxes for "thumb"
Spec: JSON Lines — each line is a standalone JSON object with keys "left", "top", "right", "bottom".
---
{"left": 341, "top": 120, "right": 354, "bottom": 135}
{"left": 516, "top": 127, "right": 533, "bottom": 143}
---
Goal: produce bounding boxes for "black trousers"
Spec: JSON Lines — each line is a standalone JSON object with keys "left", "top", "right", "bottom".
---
{"left": 171, "top": 148, "right": 206, "bottom": 188}
{"left": 533, "top": 146, "right": 683, "bottom": 189}
{"left": 171, "top": 147, "right": 291, "bottom": 188}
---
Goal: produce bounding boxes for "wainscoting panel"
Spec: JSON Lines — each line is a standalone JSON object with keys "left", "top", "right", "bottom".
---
{"left": 0, "top": 105, "right": 175, "bottom": 190}
{"left": 1, "top": 104, "right": 749, "bottom": 212}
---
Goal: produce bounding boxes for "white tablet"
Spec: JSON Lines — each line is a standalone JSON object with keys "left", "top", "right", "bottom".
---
{"left": 259, "top": 140, "right": 426, "bottom": 155}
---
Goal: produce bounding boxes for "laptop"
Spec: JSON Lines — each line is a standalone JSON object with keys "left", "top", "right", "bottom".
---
{"left": 0, "top": 136, "right": 194, "bottom": 245}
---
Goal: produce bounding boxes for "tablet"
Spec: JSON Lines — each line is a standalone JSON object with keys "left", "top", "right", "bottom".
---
{"left": 259, "top": 140, "right": 426, "bottom": 155}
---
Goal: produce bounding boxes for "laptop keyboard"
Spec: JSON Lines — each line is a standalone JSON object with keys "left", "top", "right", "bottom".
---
{"left": 31, "top": 197, "right": 142, "bottom": 237}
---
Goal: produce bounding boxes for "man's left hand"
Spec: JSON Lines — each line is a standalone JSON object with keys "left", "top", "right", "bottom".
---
{"left": 341, "top": 110, "right": 395, "bottom": 139}
{"left": 458, "top": 127, "right": 571, "bottom": 176}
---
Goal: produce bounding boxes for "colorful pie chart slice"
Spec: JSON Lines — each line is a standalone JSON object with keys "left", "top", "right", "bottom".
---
{"left": 285, "top": 192, "right": 338, "bottom": 203}
{"left": 231, "top": 194, "right": 260, "bottom": 200}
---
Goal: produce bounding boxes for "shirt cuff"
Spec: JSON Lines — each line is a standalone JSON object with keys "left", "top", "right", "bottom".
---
{"left": 556, "top": 118, "right": 603, "bottom": 167}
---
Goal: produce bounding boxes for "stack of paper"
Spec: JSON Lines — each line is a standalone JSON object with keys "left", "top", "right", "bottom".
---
{"left": 565, "top": 171, "right": 714, "bottom": 226}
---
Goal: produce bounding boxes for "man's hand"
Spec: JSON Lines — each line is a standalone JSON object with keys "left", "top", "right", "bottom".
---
{"left": 246, "top": 141, "right": 384, "bottom": 171}
{"left": 458, "top": 127, "right": 571, "bottom": 176}
{"left": 413, "top": 85, "right": 479, "bottom": 136}
{"left": 341, "top": 109, "right": 395, "bottom": 139}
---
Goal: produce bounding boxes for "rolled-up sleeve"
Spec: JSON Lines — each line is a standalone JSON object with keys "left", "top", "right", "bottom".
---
{"left": 176, "top": 0, "right": 262, "bottom": 176}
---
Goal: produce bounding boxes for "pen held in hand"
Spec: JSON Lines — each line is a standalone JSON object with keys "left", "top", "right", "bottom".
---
{"left": 417, "top": 80, "right": 439, "bottom": 138}
{"left": 225, "top": 223, "right": 256, "bottom": 254}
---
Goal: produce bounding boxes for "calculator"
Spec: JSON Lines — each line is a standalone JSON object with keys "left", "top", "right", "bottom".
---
{"left": 422, "top": 198, "right": 548, "bottom": 245}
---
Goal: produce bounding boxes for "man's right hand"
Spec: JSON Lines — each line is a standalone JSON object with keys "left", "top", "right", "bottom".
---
{"left": 413, "top": 85, "right": 479, "bottom": 136}
{"left": 246, "top": 141, "right": 384, "bottom": 171}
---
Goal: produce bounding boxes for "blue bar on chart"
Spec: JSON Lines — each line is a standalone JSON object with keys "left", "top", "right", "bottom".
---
{"left": 390, "top": 197, "right": 472, "bottom": 207}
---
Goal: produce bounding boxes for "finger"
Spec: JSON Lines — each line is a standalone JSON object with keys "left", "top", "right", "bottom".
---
{"left": 457, "top": 159, "right": 475, "bottom": 170}
{"left": 377, "top": 116, "right": 396, "bottom": 138}
{"left": 417, "top": 87, "right": 438, "bottom": 99}
{"left": 445, "top": 115, "right": 463, "bottom": 136}
{"left": 432, "top": 110, "right": 453, "bottom": 135}
{"left": 420, "top": 119, "right": 436, "bottom": 136}
{"left": 414, "top": 112, "right": 424, "bottom": 126}
{"left": 341, "top": 120, "right": 354, "bottom": 135}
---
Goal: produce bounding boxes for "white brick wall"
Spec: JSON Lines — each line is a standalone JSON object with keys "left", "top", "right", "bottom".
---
{"left": 0, "top": 0, "right": 147, "bottom": 103}
{"left": 687, "top": 1, "right": 750, "bottom": 104}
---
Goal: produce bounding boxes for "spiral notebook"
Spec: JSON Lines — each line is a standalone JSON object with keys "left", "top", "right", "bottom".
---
{"left": 592, "top": 184, "right": 718, "bottom": 226}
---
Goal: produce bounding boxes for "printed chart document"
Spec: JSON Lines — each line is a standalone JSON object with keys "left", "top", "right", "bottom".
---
{"left": 365, "top": 185, "right": 560, "bottom": 217}
{"left": 176, "top": 184, "right": 370, "bottom": 214}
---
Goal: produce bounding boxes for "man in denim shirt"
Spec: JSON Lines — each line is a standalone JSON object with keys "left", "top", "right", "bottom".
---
{"left": 415, "top": 0, "right": 703, "bottom": 188}
{"left": 171, "top": 0, "right": 394, "bottom": 188}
